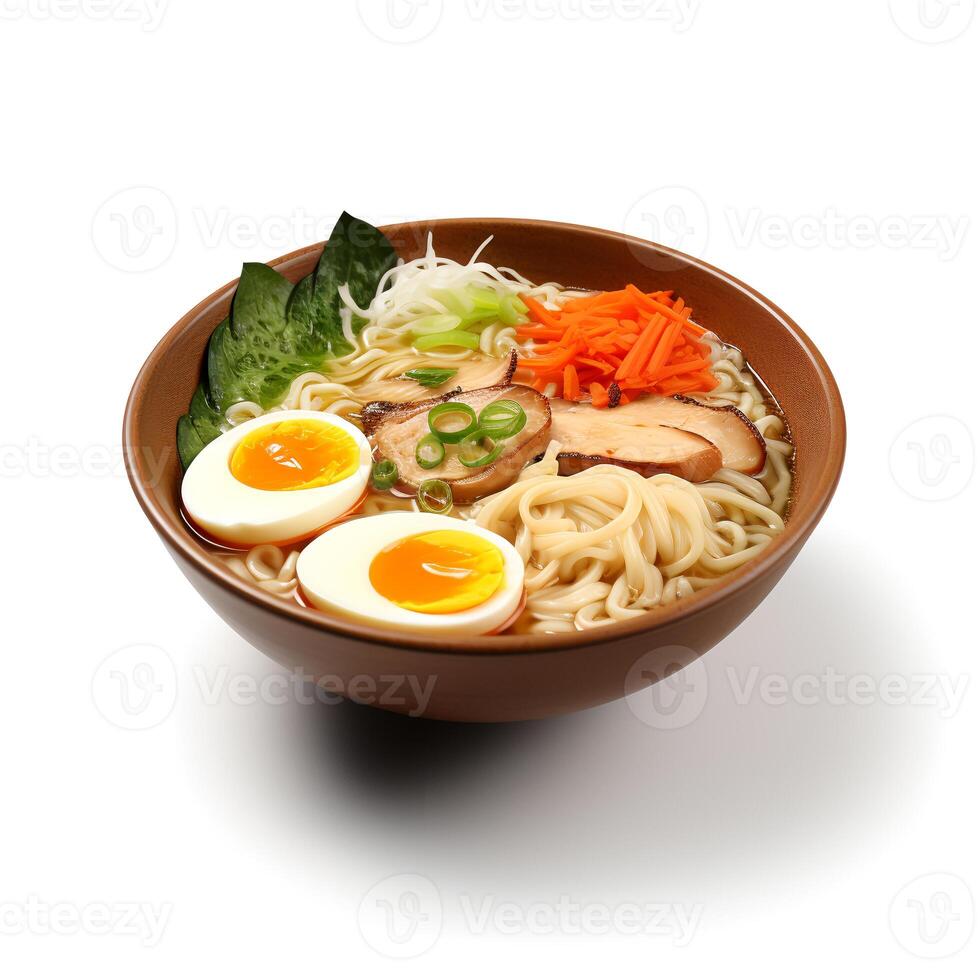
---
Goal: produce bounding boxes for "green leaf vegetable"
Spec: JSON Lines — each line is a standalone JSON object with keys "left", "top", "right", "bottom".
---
{"left": 403, "top": 367, "right": 458, "bottom": 388}
{"left": 177, "top": 212, "right": 398, "bottom": 469}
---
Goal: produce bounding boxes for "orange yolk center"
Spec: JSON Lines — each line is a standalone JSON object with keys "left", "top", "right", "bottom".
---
{"left": 369, "top": 530, "right": 505, "bottom": 615}
{"left": 230, "top": 419, "right": 359, "bottom": 492}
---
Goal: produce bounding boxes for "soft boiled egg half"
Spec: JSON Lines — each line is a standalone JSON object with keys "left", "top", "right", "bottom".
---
{"left": 181, "top": 410, "right": 372, "bottom": 547}
{"left": 296, "top": 513, "right": 526, "bottom": 636}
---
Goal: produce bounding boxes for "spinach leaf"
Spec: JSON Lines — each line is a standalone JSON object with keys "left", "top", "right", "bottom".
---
{"left": 206, "top": 263, "right": 322, "bottom": 411}
{"left": 177, "top": 384, "right": 226, "bottom": 469}
{"left": 176, "top": 212, "right": 398, "bottom": 468}
{"left": 299, "top": 211, "right": 397, "bottom": 357}
{"left": 176, "top": 414, "right": 205, "bottom": 471}
{"left": 188, "top": 383, "right": 225, "bottom": 443}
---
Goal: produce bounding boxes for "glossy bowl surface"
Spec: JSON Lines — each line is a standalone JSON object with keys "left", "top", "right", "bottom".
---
{"left": 124, "top": 219, "right": 845, "bottom": 722}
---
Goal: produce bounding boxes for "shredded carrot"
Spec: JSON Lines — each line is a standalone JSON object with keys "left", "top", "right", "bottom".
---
{"left": 589, "top": 382, "right": 610, "bottom": 408}
{"left": 515, "top": 286, "right": 718, "bottom": 406}
{"left": 521, "top": 294, "right": 562, "bottom": 329}
{"left": 563, "top": 364, "right": 580, "bottom": 401}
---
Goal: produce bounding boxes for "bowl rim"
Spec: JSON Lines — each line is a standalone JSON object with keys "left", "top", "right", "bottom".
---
{"left": 123, "top": 217, "right": 846, "bottom": 656}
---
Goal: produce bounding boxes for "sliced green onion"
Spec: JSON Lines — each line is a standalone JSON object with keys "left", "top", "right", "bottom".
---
{"left": 415, "top": 433, "right": 445, "bottom": 470}
{"left": 457, "top": 310, "right": 495, "bottom": 330}
{"left": 428, "top": 402, "right": 477, "bottom": 444}
{"left": 460, "top": 287, "right": 504, "bottom": 328}
{"left": 498, "top": 293, "right": 528, "bottom": 326}
{"left": 371, "top": 458, "right": 398, "bottom": 491}
{"left": 458, "top": 430, "right": 504, "bottom": 469}
{"left": 432, "top": 288, "right": 473, "bottom": 318}
{"left": 417, "top": 479, "right": 453, "bottom": 514}
{"left": 414, "top": 329, "right": 481, "bottom": 352}
{"left": 403, "top": 367, "right": 458, "bottom": 389}
{"left": 467, "top": 286, "right": 500, "bottom": 312}
{"left": 409, "top": 314, "right": 463, "bottom": 336}
{"left": 477, "top": 399, "right": 527, "bottom": 439}
{"left": 427, "top": 286, "right": 526, "bottom": 330}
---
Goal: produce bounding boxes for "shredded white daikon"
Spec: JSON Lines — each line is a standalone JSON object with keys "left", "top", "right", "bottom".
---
{"left": 338, "top": 233, "right": 566, "bottom": 331}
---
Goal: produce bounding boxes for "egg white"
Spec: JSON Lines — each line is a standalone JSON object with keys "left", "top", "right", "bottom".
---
{"left": 181, "top": 410, "right": 372, "bottom": 547}
{"left": 296, "top": 513, "right": 526, "bottom": 636}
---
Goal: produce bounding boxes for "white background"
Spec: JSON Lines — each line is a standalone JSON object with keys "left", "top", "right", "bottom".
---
{"left": 2, "top": 1, "right": 978, "bottom": 976}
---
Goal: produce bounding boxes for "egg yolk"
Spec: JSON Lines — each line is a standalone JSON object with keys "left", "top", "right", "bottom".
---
{"left": 369, "top": 530, "right": 505, "bottom": 615}
{"left": 230, "top": 419, "right": 359, "bottom": 492}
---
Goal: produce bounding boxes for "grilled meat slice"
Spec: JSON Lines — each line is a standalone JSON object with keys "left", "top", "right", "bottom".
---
{"left": 363, "top": 383, "right": 551, "bottom": 504}
{"left": 550, "top": 395, "right": 765, "bottom": 482}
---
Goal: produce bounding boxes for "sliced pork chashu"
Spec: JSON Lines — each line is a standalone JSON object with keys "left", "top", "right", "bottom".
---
{"left": 362, "top": 383, "right": 551, "bottom": 504}
{"left": 639, "top": 395, "right": 767, "bottom": 473}
{"left": 550, "top": 394, "right": 766, "bottom": 483}
{"left": 552, "top": 405, "right": 722, "bottom": 483}
{"left": 353, "top": 350, "right": 517, "bottom": 404}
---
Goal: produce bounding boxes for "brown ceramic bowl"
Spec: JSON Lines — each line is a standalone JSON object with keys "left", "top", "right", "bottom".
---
{"left": 123, "top": 219, "right": 845, "bottom": 722}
